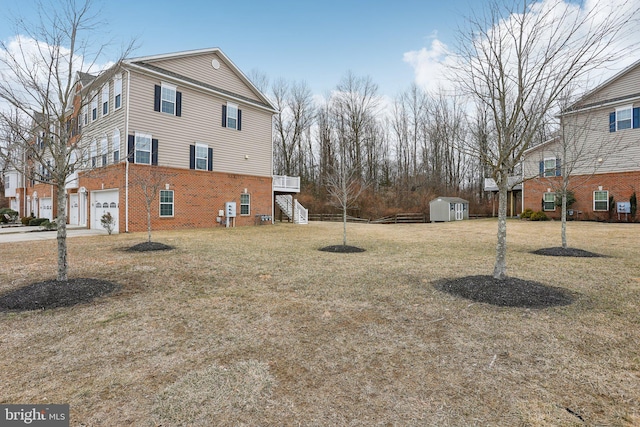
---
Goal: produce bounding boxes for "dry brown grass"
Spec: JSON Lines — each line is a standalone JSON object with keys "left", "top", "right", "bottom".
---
{"left": 1, "top": 219, "right": 639, "bottom": 426}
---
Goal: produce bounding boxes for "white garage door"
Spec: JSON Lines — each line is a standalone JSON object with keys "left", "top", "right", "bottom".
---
{"left": 92, "top": 189, "right": 119, "bottom": 233}
{"left": 39, "top": 197, "right": 53, "bottom": 221}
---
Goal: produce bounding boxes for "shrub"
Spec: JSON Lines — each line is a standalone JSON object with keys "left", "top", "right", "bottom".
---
{"left": 100, "top": 212, "right": 115, "bottom": 235}
{"left": 520, "top": 208, "right": 534, "bottom": 219}
{"left": 530, "top": 211, "right": 549, "bottom": 221}
{"left": 28, "top": 218, "right": 49, "bottom": 226}
{"left": 39, "top": 220, "right": 57, "bottom": 230}
{"left": 631, "top": 192, "right": 637, "bottom": 221}
{"left": 21, "top": 216, "right": 31, "bottom": 225}
{"left": 0, "top": 208, "right": 19, "bottom": 223}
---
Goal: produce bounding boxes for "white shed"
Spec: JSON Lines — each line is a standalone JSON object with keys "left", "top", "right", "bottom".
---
{"left": 429, "top": 197, "right": 469, "bottom": 222}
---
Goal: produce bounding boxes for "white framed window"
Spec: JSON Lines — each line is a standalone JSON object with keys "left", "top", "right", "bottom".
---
{"left": 594, "top": 190, "right": 609, "bottom": 211}
{"left": 543, "top": 192, "right": 556, "bottom": 211}
{"left": 114, "top": 74, "right": 122, "bottom": 110}
{"left": 161, "top": 84, "right": 176, "bottom": 115}
{"left": 135, "top": 132, "right": 152, "bottom": 165}
{"left": 100, "top": 137, "right": 108, "bottom": 166}
{"left": 91, "top": 94, "right": 98, "bottom": 121}
{"left": 82, "top": 105, "right": 88, "bottom": 126}
{"left": 113, "top": 129, "right": 120, "bottom": 163}
{"left": 543, "top": 157, "right": 557, "bottom": 177}
{"left": 240, "top": 193, "right": 250, "bottom": 215}
{"left": 101, "top": 84, "right": 109, "bottom": 116}
{"left": 227, "top": 102, "right": 238, "bottom": 129}
{"left": 195, "top": 143, "right": 208, "bottom": 170}
{"left": 159, "top": 190, "right": 174, "bottom": 217}
{"left": 90, "top": 140, "right": 97, "bottom": 168}
{"left": 616, "top": 106, "right": 632, "bottom": 130}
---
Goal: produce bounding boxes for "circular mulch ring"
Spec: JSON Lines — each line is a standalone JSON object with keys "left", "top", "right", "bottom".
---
{"left": 531, "top": 247, "right": 605, "bottom": 257}
{"left": 319, "top": 245, "right": 366, "bottom": 253}
{"left": 0, "top": 278, "right": 120, "bottom": 312}
{"left": 434, "top": 275, "right": 574, "bottom": 308}
{"left": 127, "top": 242, "right": 174, "bottom": 252}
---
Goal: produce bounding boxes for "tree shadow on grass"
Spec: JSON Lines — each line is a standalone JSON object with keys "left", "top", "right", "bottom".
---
{"left": 434, "top": 275, "right": 575, "bottom": 308}
{"left": 0, "top": 279, "right": 120, "bottom": 312}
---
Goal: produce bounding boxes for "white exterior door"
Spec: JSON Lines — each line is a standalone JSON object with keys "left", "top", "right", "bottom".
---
{"left": 69, "top": 194, "right": 79, "bottom": 225}
{"left": 92, "top": 190, "right": 119, "bottom": 233}
{"left": 455, "top": 203, "right": 464, "bottom": 221}
{"left": 39, "top": 197, "right": 53, "bottom": 220}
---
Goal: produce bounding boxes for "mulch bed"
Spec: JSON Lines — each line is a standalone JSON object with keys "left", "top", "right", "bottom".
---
{"left": 434, "top": 275, "right": 574, "bottom": 308}
{"left": 531, "top": 247, "right": 605, "bottom": 257}
{"left": 319, "top": 245, "right": 366, "bottom": 253}
{"left": 0, "top": 278, "right": 120, "bottom": 312}
{"left": 127, "top": 242, "right": 174, "bottom": 252}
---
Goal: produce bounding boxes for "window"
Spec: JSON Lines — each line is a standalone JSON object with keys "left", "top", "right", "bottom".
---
{"left": 616, "top": 106, "right": 632, "bottom": 130}
{"left": 240, "top": 193, "right": 250, "bottom": 215}
{"left": 543, "top": 158, "right": 557, "bottom": 177}
{"left": 594, "top": 190, "right": 609, "bottom": 211}
{"left": 101, "top": 84, "right": 109, "bottom": 116}
{"left": 135, "top": 133, "right": 152, "bottom": 165}
{"left": 543, "top": 192, "right": 556, "bottom": 211}
{"left": 91, "top": 94, "right": 98, "bottom": 121}
{"left": 226, "top": 102, "right": 238, "bottom": 129}
{"left": 159, "top": 190, "right": 174, "bottom": 217}
{"left": 114, "top": 74, "right": 122, "bottom": 110}
{"left": 90, "top": 140, "right": 97, "bottom": 168}
{"left": 101, "top": 137, "right": 108, "bottom": 166}
{"left": 161, "top": 84, "right": 176, "bottom": 115}
{"left": 83, "top": 105, "right": 88, "bottom": 126}
{"left": 113, "top": 129, "right": 120, "bottom": 163}
{"left": 195, "top": 143, "right": 208, "bottom": 170}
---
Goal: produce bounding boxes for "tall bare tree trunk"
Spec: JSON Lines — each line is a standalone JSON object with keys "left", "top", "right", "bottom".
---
{"left": 493, "top": 177, "right": 508, "bottom": 279}
{"left": 55, "top": 183, "right": 68, "bottom": 281}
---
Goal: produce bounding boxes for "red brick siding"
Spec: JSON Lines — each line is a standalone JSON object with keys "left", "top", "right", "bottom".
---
{"left": 523, "top": 171, "right": 640, "bottom": 221}
{"left": 79, "top": 164, "right": 272, "bottom": 232}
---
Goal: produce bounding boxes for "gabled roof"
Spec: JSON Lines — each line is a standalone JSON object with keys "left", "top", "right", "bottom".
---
{"left": 123, "top": 48, "right": 276, "bottom": 112}
{"left": 76, "top": 71, "right": 96, "bottom": 87}
{"left": 563, "top": 58, "right": 640, "bottom": 114}
{"left": 430, "top": 197, "right": 469, "bottom": 204}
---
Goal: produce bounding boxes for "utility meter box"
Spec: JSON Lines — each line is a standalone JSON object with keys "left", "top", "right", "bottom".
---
{"left": 225, "top": 202, "right": 237, "bottom": 217}
{"left": 617, "top": 201, "right": 631, "bottom": 214}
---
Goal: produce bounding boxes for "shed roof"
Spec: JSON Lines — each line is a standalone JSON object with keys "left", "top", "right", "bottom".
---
{"left": 430, "top": 197, "right": 469, "bottom": 204}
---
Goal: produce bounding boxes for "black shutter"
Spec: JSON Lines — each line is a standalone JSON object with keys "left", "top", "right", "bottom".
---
{"left": 127, "top": 135, "right": 135, "bottom": 162}
{"left": 222, "top": 105, "right": 227, "bottom": 127}
{"left": 208, "top": 147, "right": 213, "bottom": 171}
{"left": 189, "top": 144, "right": 195, "bottom": 169}
{"left": 152, "top": 139, "right": 159, "bottom": 165}
{"left": 609, "top": 112, "right": 616, "bottom": 132}
{"left": 555, "top": 158, "right": 561, "bottom": 176}
{"left": 633, "top": 107, "right": 640, "bottom": 129}
{"left": 237, "top": 109, "right": 242, "bottom": 131}
{"left": 176, "top": 91, "right": 182, "bottom": 117}
{"left": 154, "top": 85, "right": 161, "bottom": 112}
{"left": 539, "top": 161, "right": 544, "bottom": 177}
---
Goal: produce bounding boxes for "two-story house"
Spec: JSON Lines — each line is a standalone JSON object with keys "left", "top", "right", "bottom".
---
{"left": 6, "top": 48, "right": 305, "bottom": 233}
{"left": 522, "top": 59, "right": 640, "bottom": 221}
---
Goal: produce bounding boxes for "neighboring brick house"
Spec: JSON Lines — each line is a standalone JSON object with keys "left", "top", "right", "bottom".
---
{"left": 522, "top": 59, "right": 640, "bottom": 221}
{"left": 5, "top": 48, "right": 304, "bottom": 232}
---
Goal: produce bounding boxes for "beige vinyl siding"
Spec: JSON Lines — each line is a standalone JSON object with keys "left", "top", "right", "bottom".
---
{"left": 148, "top": 53, "right": 260, "bottom": 103}
{"left": 579, "top": 66, "right": 640, "bottom": 105}
{"left": 524, "top": 104, "right": 640, "bottom": 178}
{"left": 126, "top": 71, "right": 272, "bottom": 177}
{"left": 79, "top": 73, "right": 127, "bottom": 165}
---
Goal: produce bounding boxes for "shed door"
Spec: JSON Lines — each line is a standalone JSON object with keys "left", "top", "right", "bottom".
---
{"left": 455, "top": 203, "right": 464, "bottom": 221}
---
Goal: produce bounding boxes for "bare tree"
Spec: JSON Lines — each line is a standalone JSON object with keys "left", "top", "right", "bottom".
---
{"left": 128, "top": 165, "right": 176, "bottom": 243}
{"left": 0, "top": 0, "right": 133, "bottom": 281}
{"left": 454, "top": 0, "right": 639, "bottom": 279}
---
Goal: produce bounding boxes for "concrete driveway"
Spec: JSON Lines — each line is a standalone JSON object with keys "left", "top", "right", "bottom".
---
{"left": 0, "top": 225, "right": 107, "bottom": 243}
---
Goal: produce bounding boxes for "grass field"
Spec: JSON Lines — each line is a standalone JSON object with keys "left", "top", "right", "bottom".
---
{"left": 1, "top": 219, "right": 639, "bottom": 426}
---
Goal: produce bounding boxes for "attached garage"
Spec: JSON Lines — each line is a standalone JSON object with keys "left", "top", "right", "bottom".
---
{"left": 39, "top": 197, "right": 54, "bottom": 221}
{"left": 91, "top": 189, "right": 119, "bottom": 233}
{"left": 429, "top": 197, "right": 469, "bottom": 222}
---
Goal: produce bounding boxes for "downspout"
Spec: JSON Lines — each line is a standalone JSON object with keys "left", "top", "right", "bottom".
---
{"left": 125, "top": 69, "right": 131, "bottom": 233}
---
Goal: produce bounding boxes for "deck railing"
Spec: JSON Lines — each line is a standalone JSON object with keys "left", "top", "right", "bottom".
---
{"left": 273, "top": 175, "right": 300, "bottom": 192}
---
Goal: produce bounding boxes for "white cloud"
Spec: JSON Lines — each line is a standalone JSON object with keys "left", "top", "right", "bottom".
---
{"left": 403, "top": 37, "right": 453, "bottom": 94}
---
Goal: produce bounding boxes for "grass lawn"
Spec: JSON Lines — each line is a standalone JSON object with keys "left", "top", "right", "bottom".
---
{"left": 1, "top": 219, "right": 639, "bottom": 426}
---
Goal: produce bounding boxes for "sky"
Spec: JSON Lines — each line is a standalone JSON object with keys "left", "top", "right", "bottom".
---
{"left": 0, "top": 0, "right": 475, "bottom": 99}
{"left": 0, "top": 0, "right": 638, "bottom": 102}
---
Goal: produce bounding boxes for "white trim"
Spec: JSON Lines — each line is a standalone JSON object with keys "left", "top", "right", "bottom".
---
{"left": 194, "top": 142, "right": 208, "bottom": 170}
{"left": 240, "top": 193, "right": 250, "bottom": 216}
{"left": 160, "top": 83, "right": 177, "bottom": 115}
{"left": 101, "top": 84, "right": 109, "bottom": 117}
{"left": 593, "top": 190, "right": 609, "bottom": 211}
{"left": 543, "top": 157, "right": 557, "bottom": 178}
{"left": 543, "top": 192, "right": 556, "bottom": 211}
{"left": 615, "top": 105, "right": 633, "bottom": 131}
{"left": 159, "top": 189, "right": 174, "bottom": 217}
{"left": 134, "top": 132, "right": 152, "bottom": 165}
{"left": 226, "top": 102, "right": 238, "bottom": 129}
{"left": 114, "top": 73, "right": 122, "bottom": 110}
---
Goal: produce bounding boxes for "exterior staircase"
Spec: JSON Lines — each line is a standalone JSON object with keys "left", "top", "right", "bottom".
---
{"left": 275, "top": 194, "right": 308, "bottom": 224}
